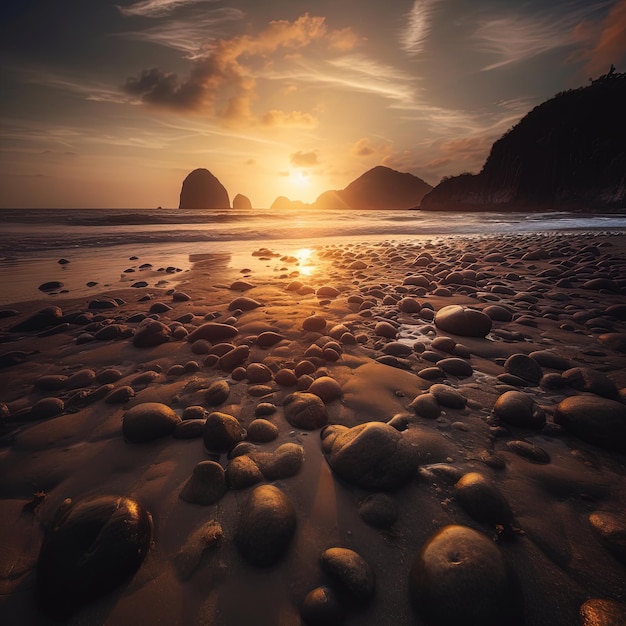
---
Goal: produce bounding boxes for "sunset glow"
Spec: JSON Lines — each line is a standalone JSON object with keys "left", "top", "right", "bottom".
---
{"left": 1, "top": 1, "right": 625, "bottom": 208}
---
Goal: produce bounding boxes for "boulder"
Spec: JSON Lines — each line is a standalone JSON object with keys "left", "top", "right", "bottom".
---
{"left": 235, "top": 485, "right": 296, "bottom": 567}
{"left": 408, "top": 525, "right": 523, "bottom": 626}
{"left": 493, "top": 390, "right": 546, "bottom": 428}
{"left": 122, "top": 402, "right": 180, "bottom": 442}
{"left": 435, "top": 305, "right": 492, "bottom": 338}
{"left": 11, "top": 306, "right": 63, "bottom": 332}
{"left": 320, "top": 547, "right": 375, "bottom": 601}
{"left": 203, "top": 411, "right": 246, "bottom": 452}
{"left": 179, "top": 168, "right": 230, "bottom": 209}
{"left": 179, "top": 461, "right": 227, "bottom": 505}
{"left": 37, "top": 495, "right": 152, "bottom": 619}
{"left": 284, "top": 392, "right": 328, "bottom": 430}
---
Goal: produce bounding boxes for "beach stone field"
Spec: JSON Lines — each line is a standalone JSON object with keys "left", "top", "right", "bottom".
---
{"left": 1, "top": 232, "right": 626, "bottom": 626}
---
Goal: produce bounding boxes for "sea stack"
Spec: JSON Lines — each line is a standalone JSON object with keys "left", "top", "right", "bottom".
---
{"left": 233, "top": 194, "right": 252, "bottom": 210}
{"left": 179, "top": 168, "right": 230, "bottom": 209}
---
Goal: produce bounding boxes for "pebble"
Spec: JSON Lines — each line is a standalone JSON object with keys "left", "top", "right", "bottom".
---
{"left": 588, "top": 511, "right": 626, "bottom": 563}
{"left": 29, "top": 397, "right": 64, "bottom": 420}
{"left": 303, "top": 315, "right": 327, "bottom": 332}
{"left": 284, "top": 392, "right": 329, "bottom": 429}
{"left": 246, "top": 418, "right": 279, "bottom": 442}
{"left": 434, "top": 305, "right": 492, "bottom": 338}
{"left": 409, "top": 393, "right": 441, "bottom": 419}
{"left": 301, "top": 586, "right": 344, "bottom": 626}
{"left": 11, "top": 306, "right": 63, "bottom": 332}
{"left": 187, "top": 322, "right": 238, "bottom": 343}
{"left": 503, "top": 353, "right": 543, "bottom": 385}
{"left": 359, "top": 493, "right": 399, "bottom": 528}
{"left": 492, "top": 390, "right": 546, "bottom": 428}
{"left": 320, "top": 547, "right": 376, "bottom": 601}
{"left": 454, "top": 472, "right": 514, "bottom": 526}
{"left": 506, "top": 440, "right": 551, "bottom": 463}
{"left": 579, "top": 599, "right": 626, "bottom": 626}
{"left": 122, "top": 402, "right": 181, "bottom": 443}
{"left": 428, "top": 383, "right": 467, "bottom": 409}
{"left": 179, "top": 461, "right": 227, "bottom": 505}
{"left": 205, "top": 380, "right": 231, "bottom": 405}
{"left": 132, "top": 320, "right": 171, "bottom": 348}
{"left": 203, "top": 411, "right": 246, "bottom": 452}
{"left": 308, "top": 376, "right": 342, "bottom": 402}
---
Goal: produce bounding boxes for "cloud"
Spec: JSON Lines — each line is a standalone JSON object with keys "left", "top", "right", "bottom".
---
{"left": 575, "top": 0, "right": 626, "bottom": 75}
{"left": 261, "top": 109, "right": 318, "bottom": 128}
{"left": 123, "top": 14, "right": 358, "bottom": 125}
{"left": 290, "top": 150, "right": 319, "bottom": 167}
{"left": 400, "top": 0, "right": 441, "bottom": 55}
{"left": 117, "top": 0, "right": 220, "bottom": 18}
{"left": 351, "top": 137, "right": 393, "bottom": 158}
{"left": 473, "top": 2, "right": 609, "bottom": 71}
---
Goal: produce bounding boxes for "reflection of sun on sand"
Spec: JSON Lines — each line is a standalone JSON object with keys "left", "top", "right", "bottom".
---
{"left": 295, "top": 247, "right": 317, "bottom": 277}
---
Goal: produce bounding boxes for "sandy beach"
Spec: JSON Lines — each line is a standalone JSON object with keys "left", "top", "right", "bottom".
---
{"left": 1, "top": 231, "right": 626, "bottom": 626}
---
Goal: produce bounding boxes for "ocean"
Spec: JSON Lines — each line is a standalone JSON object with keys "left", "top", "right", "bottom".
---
{"left": 1, "top": 207, "right": 625, "bottom": 305}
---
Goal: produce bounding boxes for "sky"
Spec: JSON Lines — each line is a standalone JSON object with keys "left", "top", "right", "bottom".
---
{"left": 1, "top": 0, "right": 625, "bottom": 209}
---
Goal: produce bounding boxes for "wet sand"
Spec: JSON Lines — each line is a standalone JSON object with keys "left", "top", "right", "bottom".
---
{"left": 1, "top": 232, "right": 625, "bottom": 625}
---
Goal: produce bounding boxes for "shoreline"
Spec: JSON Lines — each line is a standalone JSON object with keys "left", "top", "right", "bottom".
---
{"left": 1, "top": 230, "right": 626, "bottom": 625}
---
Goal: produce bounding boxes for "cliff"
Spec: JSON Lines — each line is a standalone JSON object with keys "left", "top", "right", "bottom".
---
{"left": 179, "top": 168, "right": 230, "bottom": 209}
{"left": 421, "top": 68, "right": 626, "bottom": 211}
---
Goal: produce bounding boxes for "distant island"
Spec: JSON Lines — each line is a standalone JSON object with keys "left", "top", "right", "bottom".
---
{"left": 421, "top": 67, "right": 626, "bottom": 212}
{"left": 179, "top": 69, "right": 625, "bottom": 213}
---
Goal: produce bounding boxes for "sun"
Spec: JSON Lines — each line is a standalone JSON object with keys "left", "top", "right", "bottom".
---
{"left": 291, "top": 170, "right": 310, "bottom": 187}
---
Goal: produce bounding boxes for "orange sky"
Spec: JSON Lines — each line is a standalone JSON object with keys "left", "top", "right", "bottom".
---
{"left": 1, "top": 0, "right": 625, "bottom": 208}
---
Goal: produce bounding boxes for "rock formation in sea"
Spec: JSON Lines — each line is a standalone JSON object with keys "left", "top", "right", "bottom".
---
{"left": 232, "top": 193, "right": 252, "bottom": 210}
{"left": 270, "top": 196, "right": 309, "bottom": 210}
{"left": 179, "top": 168, "right": 230, "bottom": 209}
{"left": 420, "top": 67, "right": 626, "bottom": 212}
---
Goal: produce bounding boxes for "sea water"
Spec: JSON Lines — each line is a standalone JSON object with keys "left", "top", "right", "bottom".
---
{"left": 1, "top": 208, "right": 625, "bottom": 305}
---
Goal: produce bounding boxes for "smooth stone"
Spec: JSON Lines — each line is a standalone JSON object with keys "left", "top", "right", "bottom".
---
{"left": 179, "top": 461, "right": 227, "bottom": 505}
{"left": 228, "top": 296, "right": 262, "bottom": 311}
{"left": 219, "top": 345, "right": 250, "bottom": 371}
{"left": 598, "top": 332, "right": 626, "bottom": 353}
{"left": 434, "top": 305, "right": 492, "bottom": 338}
{"left": 528, "top": 349, "right": 571, "bottom": 371}
{"left": 580, "top": 599, "right": 626, "bottom": 626}
{"left": 428, "top": 383, "right": 467, "bottom": 409}
{"left": 226, "top": 455, "right": 264, "bottom": 489}
{"left": 173, "top": 419, "right": 206, "bottom": 439}
{"left": 235, "top": 485, "right": 296, "bottom": 567}
{"left": 254, "top": 402, "right": 277, "bottom": 416}
{"left": 483, "top": 305, "right": 513, "bottom": 322}
{"left": 301, "top": 586, "right": 344, "bottom": 626}
{"left": 504, "top": 354, "right": 543, "bottom": 385}
{"left": 324, "top": 422, "right": 419, "bottom": 490}
{"left": 589, "top": 511, "right": 626, "bottom": 563}
{"left": 122, "top": 402, "right": 181, "bottom": 442}
{"left": 320, "top": 547, "right": 375, "bottom": 601}
{"left": 284, "top": 392, "right": 329, "bottom": 430}
{"left": 30, "top": 397, "right": 64, "bottom": 420}
{"left": 104, "top": 386, "right": 135, "bottom": 404}
{"left": 409, "top": 393, "right": 441, "bottom": 419}
{"left": 506, "top": 440, "right": 551, "bottom": 463}
{"left": 203, "top": 411, "right": 246, "bottom": 452}
{"left": 275, "top": 368, "right": 298, "bottom": 386}
{"left": 96, "top": 368, "right": 123, "bottom": 384}
{"left": 246, "top": 362, "right": 273, "bottom": 383}
{"left": 246, "top": 418, "right": 279, "bottom": 443}
{"left": 454, "top": 472, "right": 514, "bottom": 526}
{"left": 11, "top": 306, "right": 63, "bottom": 332}
{"left": 256, "top": 331, "right": 284, "bottom": 347}
{"left": 382, "top": 341, "right": 413, "bottom": 357}
{"left": 251, "top": 443, "right": 305, "bottom": 480}
{"left": 555, "top": 394, "right": 626, "bottom": 452}
{"left": 205, "top": 380, "right": 231, "bottom": 406}
{"left": 437, "top": 357, "right": 473, "bottom": 377}
{"left": 39, "top": 281, "right": 63, "bottom": 292}
{"left": 174, "top": 520, "right": 223, "bottom": 581}
{"left": 187, "top": 322, "right": 238, "bottom": 343}
{"left": 398, "top": 297, "right": 421, "bottom": 313}
{"left": 66, "top": 368, "right": 96, "bottom": 389}
{"left": 35, "top": 374, "right": 68, "bottom": 391}
{"left": 302, "top": 315, "right": 327, "bottom": 332}
{"left": 359, "top": 493, "right": 399, "bottom": 528}
{"left": 408, "top": 525, "right": 522, "bottom": 626}
{"left": 148, "top": 302, "right": 171, "bottom": 314}
{"left": 308, "top": 376, "right": 342, "bottom": 403}
{"left": 37, "top": 495, "right": 152, "bottom": 619}
{"left": 562, "top": 367, "right": 619, "bottom": 399}
{"left": 132, "top": 320, "right": 171, "bottom": 348}
{"left": 374, "top": 321, "right": 398, "bottom": 339}
{"left": 493, "top": 390, "right": 546, "bottom": 428}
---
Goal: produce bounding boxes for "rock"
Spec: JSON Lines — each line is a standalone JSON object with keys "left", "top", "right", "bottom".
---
{"left": 235, "top": 485, "right": 296, "bottom": 567}
{"left": 428, "top": 383, "right": 467, "bottom": 409}
{"left": 203, "top": 411, "right": 246, "bottom": 452}
{"left": 37, "top": 495, "right": 152, "bottom": 619}
{"left": 11, "top": 306, "right": 63, "bottom": 332}
{"left": 246, "top": 362, "right": 273, "bottom": 383}
{"left": 232, "top": 193, "right": 252, "bottom": 209}
{"left": 122, "top": 402, "right": 181, "bottom": 442}
{"left": 35, "top": 374, "right": 68, "bottom": 391}
{"left": 562, "top": 367, "right": 619, "bottom": 399}
{"left": 434, "top": 305, "right": 492, "bottom": 338}
{"left": 205, "top": 380, "right": 231, "bottom": 406}
{"left": 408, "top": 525, "right": 522, "bottom": 626}
{"left": 246, "top": 418, "right": 278, "bottom": 443}
{"left": 506, "top": 440, "right": 551, "bottom": 463}
{"left": 598, "top": 332, "right": 626, "bottom": 353}
{"left": 284, "top": 392, "right": 329, "bottom": 430}
{"left": 256, "top": 331, "right": 284, "bottom": 347}
{"left": 483, "top": 305, "right": 513, "bottom": 322}
{"left": 179, "top": 461, "right": 227, "bottom": 505}
{"left": 493, "top": 390, "right": 546, "bottom": 428}
{"left": 219, "top": 345, "right": 250, "bottom": 371}
{"left": 30, "top": 397, "right": 64, "bottom": 420}
{"left": 580, "top": 599, "right": 626, "bottom": 626}
{"left": 66, "top": 368, "right": 96, "bottom": 389}
{"left": 554, "top": 395, "right": 626, "bottom": 452}
{"left": 173, "top": 419, "right": 206, "bottom": 439}
{"left": 251, "top": 443, "right": 305, "bottom": 480}
{"left": 589, "top": 511, "right": 626, "bottom": 563}
{"left": 409, "top": 393, "right": 441, "bottom": 419}
{"left": 454, "top": 472, "right": 514, "bottom": 526}
{"left": 179, "top": 168, "right": 230, "bottom": 209}
{"left": 275, "top": 368, "right": 298, "bottom": 386}
{"left": 149, "top": 302, "right": 171, "bottom": 314}
{"left": 359, "top": 493, "right": 399, "bottom": 528}
{"left": 301, "top": 586, "right": 345, "bottom": 626}
{"left": 302, "top": 315, "right": 327, "bottom": 332}
{"left": 174, "top": 520, "right": 223, "bottom": 581}
{"left": 437, "top": 357, "right": 473, "bottom": 377}
{"left": 187, "top": 322, "right": 238, "bottom": 343}
{"left": 39, "top": 281, "right": 63, "bottom": 292}
{"left": 320, "top": 547, "right": 375, "bottom": 601}
{"left": 226, "top": 455, "right": 264, "bottom": 489}
{"left": 374, "top": 321, "right": 397, "bottom": 339}
{"left": 104, "top": 386, "right": 135, "bottom": 404}
{"left": 528, "top": 349, "right": 571, "bottom": 371}
{"left": 503, "top": 354, "right": 543, "bottom": 385}
{"left": 132, "top": 319, "right": 171, "bottom": 348}
{"left": 308, "top": 376, "right": 342, "bottom": 403}
{"left": 228, "top": 296, "right": 262, "bottom": 311}
{"left": 323, "top": 422, "right": 419, "bottom": 490}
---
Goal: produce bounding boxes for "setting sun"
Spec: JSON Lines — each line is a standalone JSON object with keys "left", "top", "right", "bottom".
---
{"left": 291, "top": 170, "right": 311, "bottom": 187}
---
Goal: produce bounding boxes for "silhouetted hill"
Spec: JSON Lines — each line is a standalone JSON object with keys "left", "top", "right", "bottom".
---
{"left": 179, "top": 168, "right": 230, "bottom": 209}
{"left": 316, "top": 166, "right": 432, "bottom": 210}
{"left": 421, "top": 68, "right": 626, "bottom": 211}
